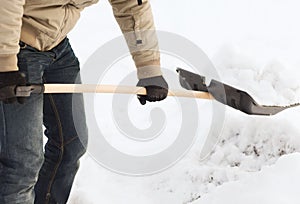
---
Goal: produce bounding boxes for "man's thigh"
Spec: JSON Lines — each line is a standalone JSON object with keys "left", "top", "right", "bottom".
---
{"left": 0, "top": 43, "right": 48, "bottom": 203}
{"left": 42, "top": 38, "right": 87, "bottom": 151}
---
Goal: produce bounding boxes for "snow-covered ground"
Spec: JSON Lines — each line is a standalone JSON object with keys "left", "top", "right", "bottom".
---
{"left": 195, "top": 153, "right": 300, "bottom": 204}
{"left": 67, "top": 0, "right": 300, "bottom": 203}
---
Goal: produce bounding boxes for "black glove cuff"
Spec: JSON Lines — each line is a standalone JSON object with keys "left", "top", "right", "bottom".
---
{"left": 137, "top": 76, "right": 168, "bottom": 89}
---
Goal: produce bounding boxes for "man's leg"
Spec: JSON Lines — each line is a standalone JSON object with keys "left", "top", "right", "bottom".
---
{"left": 34, "top": 38, "right": 88, "bottom": 204}
{"left": 0, "top": 44, "right": 46, "bottom": 204}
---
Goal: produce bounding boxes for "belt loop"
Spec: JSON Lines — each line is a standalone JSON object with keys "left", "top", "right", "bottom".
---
{"left": 19, "top": 41, "right": 27, "bottom": 49}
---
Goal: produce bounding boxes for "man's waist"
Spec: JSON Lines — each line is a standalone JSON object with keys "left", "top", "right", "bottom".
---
{"left": 20, "top": 21, "right": 69, "bottom": 52}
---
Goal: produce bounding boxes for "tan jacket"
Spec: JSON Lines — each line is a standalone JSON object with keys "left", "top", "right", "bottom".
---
{"left": 0, "top": 0, "right": 161, "bottom": 79}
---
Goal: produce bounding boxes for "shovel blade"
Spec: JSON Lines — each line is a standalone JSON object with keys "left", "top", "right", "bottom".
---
{"left": 176, "top": 68, "right": 298, "bottom": 116}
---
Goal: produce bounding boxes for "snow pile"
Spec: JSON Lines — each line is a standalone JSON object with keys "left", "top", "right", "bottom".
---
{"left": 195, "top": 153, "right": 300, "bottom": 204}
{"left": 214, "top": 45, "right": 300, "bottom": 105}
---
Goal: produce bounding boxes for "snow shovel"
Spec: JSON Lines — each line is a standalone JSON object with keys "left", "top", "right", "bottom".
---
{"left": 14, "top": 69, "right": 299, "bottom": 115}
{"left": 176, "top": 68, "right": 300, "bottom": 116}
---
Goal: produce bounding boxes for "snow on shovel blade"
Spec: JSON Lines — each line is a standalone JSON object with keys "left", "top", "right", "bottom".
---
{"left": 176, "top": 68, "right": 299, "bottom": 116}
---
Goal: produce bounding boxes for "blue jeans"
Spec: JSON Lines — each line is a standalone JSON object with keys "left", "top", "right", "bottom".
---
{"left": 0, "top": 38, "right": 88, "bottom": 204}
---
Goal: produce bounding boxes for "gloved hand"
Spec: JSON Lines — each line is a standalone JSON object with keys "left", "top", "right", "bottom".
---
{"left": 137, "top": 75, "right": 168, "bottom": 105}
{"left": 0, "top": 71, "right": 27, "bottom": 104}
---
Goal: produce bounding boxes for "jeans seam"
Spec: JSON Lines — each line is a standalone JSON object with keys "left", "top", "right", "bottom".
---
{"left": 0, "top": 104, "right": 7, "bottom": 157}
{"left": 44, "top": 93, "right": 64, "bottom": 204}
{"left": 48, "top": 135, "right": 79, "bottom": 149}
{"left": 63, "top": 136, "right": 79, "bottom": 146}
{"left": 48, "top": 139, "right": 61, "bottom": 150}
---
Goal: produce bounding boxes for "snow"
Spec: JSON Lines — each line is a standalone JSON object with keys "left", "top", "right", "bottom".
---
{"left": 67, "top": 0, "right": 300, "bottom": 203}
{"left": 196, "top": 153, "right": 300, "bottom": 204}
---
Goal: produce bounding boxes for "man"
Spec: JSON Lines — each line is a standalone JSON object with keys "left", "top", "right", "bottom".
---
{"left": 0, "top": 0, "right": 168, "bottom": 203}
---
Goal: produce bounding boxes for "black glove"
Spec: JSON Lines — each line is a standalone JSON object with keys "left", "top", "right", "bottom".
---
{"left": 0, "top": 71, "right": 27, "bottom": 104}
{"left": 137, "top": 76, "right": 168, "bottom": 105}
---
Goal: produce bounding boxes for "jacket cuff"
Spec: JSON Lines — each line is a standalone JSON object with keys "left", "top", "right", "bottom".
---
{"left": 0, "top": 54, "right": 18, "bottom": 72}
{"left": 136, "top": 59, "right": 162, "bottom": 79}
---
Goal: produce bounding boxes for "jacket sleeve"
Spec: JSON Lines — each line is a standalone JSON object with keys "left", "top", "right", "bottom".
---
{"left": 0, "top": 0, "right": 25, "bottom": 72}
{"left": 109, "top": 0, "right": 162, "bottom": 79}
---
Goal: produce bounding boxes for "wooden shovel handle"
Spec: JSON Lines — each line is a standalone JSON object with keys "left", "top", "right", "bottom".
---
{"left": 44, "top": 84, "right": 213, "bottom": 100}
